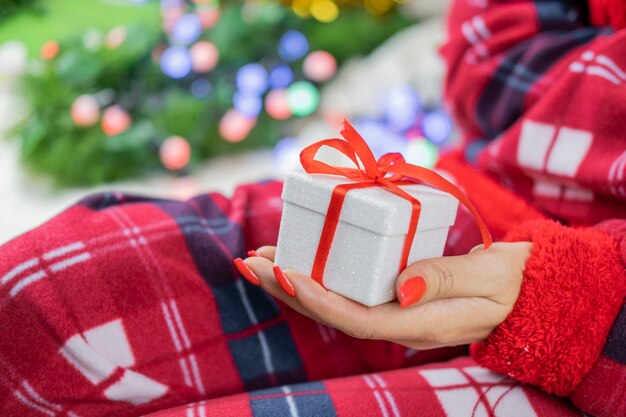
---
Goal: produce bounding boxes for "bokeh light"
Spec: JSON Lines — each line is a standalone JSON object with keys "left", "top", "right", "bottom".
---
{"left": 83, "top": 29, "right": 103, "bottom": 51}
{"left": 265, "top": 89, "right": 292, "bottom": 120}
{"left": 355, "top": 120, "right": 406, "bottom": 159}
{"left": 160, "top": 46, "right": 193, "bottom": 79}
{"left": 101, "top": 105, "right": 132, "bottom": 136}
{"left": 171, "top": 13, "right": 203, "bottom": 45}
{"left": 403, "top": 138, "right": 439, "bottom": 168}
{"left": 236, "top": 63, "right": 269, "bottom": 95}
{"left": 420, "top": 110, "right": 453, "bottom": 143}
{"left": 219, "top": 109, "right": 256, "bottom": 142}
{"left": 273, "top": 136, "right": 301, "bottom": 170}
{"left": 160, "top": 135, "right": 191, "bottom": 170}
{"left": 269, "top": 64, "right": 294, "bottom": 89}
{"left": 233, "top": 92, "right": 263, "bottom": 118}
{"left": 190, "top": 41, "right": 219, "bottom": 73}
{"left": 385, "top": 86, "right": 421, "bottom": 132}
{"left": 191, "top": 78, "right": 212, "bottom": 98}
{"left": 197, "top": 5, "right": 221, "bottom": 28}
{"left": 41, "top": 40, "right": 59, "bottom": 60}
{"left": 303, "top": 50, "right": 337, "bottom": 82}
{"left": 105, "top": 26, "right": 127, "bottom": 49}
{"left": 310, "top": 0, "right": 340, "bottom": 22}
{"left": 278, "top": 30, "right": 309, "bottom": 62}
{"left": 364, "top": 0, "right": 394, "bottom": 15}
{"left": 287, "top": 81, "right": 319, "bottom": 116}
{"left": 71, "top": 95, "right": 100, "bottom": 127}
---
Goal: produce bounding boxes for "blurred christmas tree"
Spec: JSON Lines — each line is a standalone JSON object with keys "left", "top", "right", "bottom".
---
{"left": 0, "top": 0, "right": 40, "bottom": 21}
{"left": 12, "top": 0, "right": 411, "bottom": 186}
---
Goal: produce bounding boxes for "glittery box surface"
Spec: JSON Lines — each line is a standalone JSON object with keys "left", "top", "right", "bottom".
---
{"left": 274, "top": 171, "right": 459, "bottom": 306}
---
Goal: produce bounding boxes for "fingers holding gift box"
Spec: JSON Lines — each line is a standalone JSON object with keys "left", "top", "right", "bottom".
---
{"left": 273, "top": 120, "right": 492, "bottom": 307}
{"left": 239, "top": 241, "right": 530, "bottom": 349}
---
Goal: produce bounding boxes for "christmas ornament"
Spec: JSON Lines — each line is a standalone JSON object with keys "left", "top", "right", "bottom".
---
{"left": 287, "top": 81, "right": 319, "bottom": 116}
{"left": 278, "top": 30, "right": 309, "bottom": 62}
{"left": 269, "top": 64, "right": 294, "bottom": 89}
{"left": 101, "top": 105, "right": 131, "bottom": 136}
{"left": 236, "top": 63, "right": 269, "bottom": 95}
{"left": 218, "top": 109, "right": 255, "bottom": 142}
{"left": 71, "top": 95, "right": 100, "bottom": 127}
{"left": 160, "top": 136, "right": 192, "bottom": 170}
{"left": 160, "top": 45, "right": 193, "bottom": 79}
{"left": 105, "top": 27, "right": 127, "bottom": 49}
{"left": 40, "top": 40, "right": 59, "bottom": 61}
{"left": 303, "top": 50, "right": 336, "bottom": 82}
{"left": 420, "top": 110, "right": 453, "bottom": 144}
{"left": 310, "top": 0, "right": 340, "bottom": 22}
{"left": 265, "top": 89, "right": 292, "bottom": 120}
{"left": 190, "top": 40, "right": 219, "bottom": 73}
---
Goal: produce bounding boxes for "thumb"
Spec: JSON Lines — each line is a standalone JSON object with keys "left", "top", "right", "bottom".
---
{"left": 395, "top": 251, "right": 487, "bottom": 308}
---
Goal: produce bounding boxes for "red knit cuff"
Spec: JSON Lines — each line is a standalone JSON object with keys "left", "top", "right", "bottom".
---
{"left": 471, "top": 220, "right": 626, "bottom": 396}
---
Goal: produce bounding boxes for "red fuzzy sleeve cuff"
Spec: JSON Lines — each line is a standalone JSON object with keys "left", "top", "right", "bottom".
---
{"left": 470, "top": 219, "right": 626, "bottom": 396}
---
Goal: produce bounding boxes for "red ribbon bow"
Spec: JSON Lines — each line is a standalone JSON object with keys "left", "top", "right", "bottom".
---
{"left": 300, "top": 120, "right": 492, "bottom": 287}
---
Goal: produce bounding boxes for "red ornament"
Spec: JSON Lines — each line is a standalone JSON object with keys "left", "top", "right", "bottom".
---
{"left": 190, "top": 41, "right": 219, "bottom": 73}
{"left": 197, "top": 6, "right": 220, "bottom": 28}
{"left": 219, "top": 109, "right": 255, "bottom": 142}
{"left": 40, "top": 41, "right": 59, "bottom": 61}
{"left": 71, "top": 95, "right": 100, "bottom": 127}
{"left": 160, "top": 136, "right": 191, "bottom": 170}
{"left": 105, "top": 27, "right": 127, "bottom": 50}
{"left": 101, "top": 106, "right": 131, "bottom": 136}
{"left": 303, "top": 51, "right": 337, "bottom": 82}
{"left": 265, "top": 89, "right": 292, "bottom": 120}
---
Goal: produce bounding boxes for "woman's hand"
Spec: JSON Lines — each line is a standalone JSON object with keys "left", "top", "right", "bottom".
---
{"left": 237, "top": 242, "right": 531, "bottom": 350}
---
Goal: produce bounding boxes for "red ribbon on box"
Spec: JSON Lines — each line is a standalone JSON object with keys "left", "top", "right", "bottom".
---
{"left": 300, "top": 120, "right": 492, "bottom": 287}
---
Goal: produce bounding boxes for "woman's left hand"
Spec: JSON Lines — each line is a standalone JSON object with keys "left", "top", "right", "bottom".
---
{"left": 238, "top": 242, "right": 531, "bottom": 350}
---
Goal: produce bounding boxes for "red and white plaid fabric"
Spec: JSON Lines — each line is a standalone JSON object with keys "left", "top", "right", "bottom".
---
{"left": 441, "top": 0, "right": 626, "bottom": 415}
{"left": 1, "top": 0, "right": 626, "bottom": 416}
{"left": 0, "top": 186, "right": 573, "bottom": 417}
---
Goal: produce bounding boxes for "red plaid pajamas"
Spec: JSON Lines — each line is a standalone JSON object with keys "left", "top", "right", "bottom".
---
{"left": 441, "top": 0, "right": 626, "bottom": 415}
{"left": 0, "top": 187, "right": 576, "bottom": 417}
{"left": 2, "top": 0, "right": 626, "bottom": 416}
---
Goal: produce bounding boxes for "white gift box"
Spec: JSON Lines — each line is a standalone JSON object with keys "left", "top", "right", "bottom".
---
{"left": 274, "top": 171, "right": 459, "bottom": 306}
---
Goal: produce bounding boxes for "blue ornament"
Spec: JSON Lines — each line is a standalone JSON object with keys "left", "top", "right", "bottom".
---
{"left": 191, "top": 78, "right": 212, "bottom": 98}
{"left": 269, "top": 64, "right": 294, "bottom": 89}
{"left": 278, "top": 30, "right": 309, "bottom": 62}
{"left": 161, "top": 0, "right": 183, "bottom": 9}
{"left": 172, "top": 14, "right": 203, "bottom": 45}
{"left": 236, "top": 63, "right": 269, "bottom": 95}
{"left": 420, "top": 110, "right": 453, "bottom": 143}
{"left": 355, "top": 120, "right": 407, "bottom": 159}
{"left": 233, "top": 92, "right": 263, "bottom": 118}
{"left": 385, "top": 86, "right": 421, "bottom": 132}
{"left": 160, "top": 46, "right": 192, "bottom": 79}
{"left": 273, "top": 136, "right": 300, "bottom": 170}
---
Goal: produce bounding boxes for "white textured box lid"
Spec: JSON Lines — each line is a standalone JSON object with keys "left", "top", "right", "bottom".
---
{"left": 282, "top": 171, "right": 459, "bottom": 236}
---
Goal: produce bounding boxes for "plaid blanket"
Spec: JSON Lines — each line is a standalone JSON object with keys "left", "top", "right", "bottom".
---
{"left": 0, "top": 185, "right": 579, "bottom": 417}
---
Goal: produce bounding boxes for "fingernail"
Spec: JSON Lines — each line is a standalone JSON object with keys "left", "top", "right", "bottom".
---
{"left": 233, "top": 258, "right": 261, "bottom": 286}
{"left": 398, "top": 276, "right": 427, "bottom": 308}
{"left": 273, "top": 266, "right": 296, "bottom": 298}
{"left": 247, "top": 250, "right": 260, "bottom": 257}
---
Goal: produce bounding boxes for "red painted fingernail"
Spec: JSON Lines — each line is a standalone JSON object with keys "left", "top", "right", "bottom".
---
{"left": 233, "top": 258, "right": 261, "bottom": 286}
{"left": 398, "top": 276, "right": 427, "bottom": 308}
{"left": 273, "top": 266, "right": 296, "bottom": 298}
{"left": 247, "top": 250, "right": 260, "bottom": 257}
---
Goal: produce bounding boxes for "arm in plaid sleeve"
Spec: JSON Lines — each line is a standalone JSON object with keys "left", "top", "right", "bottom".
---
{"left": 441, "top": 0, "right": 608, "bottom": 143}
{"left": 470, "top": 219, "right": 626, "bottom": 416}
{"left": 441, "top": 0, "right": 626, "bottom": 414}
